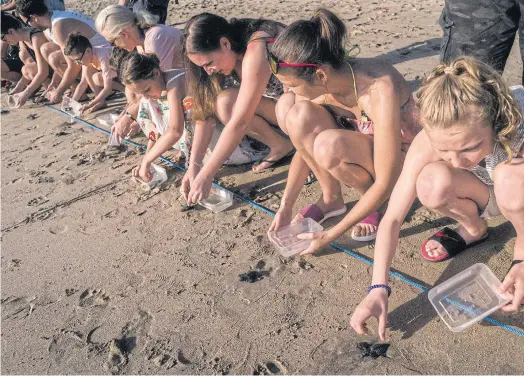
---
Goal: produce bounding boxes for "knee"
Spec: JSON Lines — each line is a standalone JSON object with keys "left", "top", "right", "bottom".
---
{"left": 416, "top": 162, "right": 455, "bottom": 209}
{"left": 313, "top": 129, "right": 343, "bottom": 170}
{"left": 493, "top": 164, "right": 524, "bottom": 213}
{"left": 275, "top": 92, "right": 295, "bottom": 134}
{"left": 40, "top": 43, "right": 55, "bottom": 60}
{"left": 215, "top": 88, "right": 238, "bottom": 124}
{"left": 21, "top": 64, "right": 34, "bottom": 80}
{"left": 93, "top": 73, "right": 103, "bottom": 87}
{"left": 48, "top": 51, "right": 64, "bottom": 69}
{"left": 285, "top": 101, "right": 317, "bottom": 141}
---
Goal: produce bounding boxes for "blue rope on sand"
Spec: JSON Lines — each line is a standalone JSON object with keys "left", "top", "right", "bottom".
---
{"left": 45, "top": 105, "right": 524, "bottom": 338}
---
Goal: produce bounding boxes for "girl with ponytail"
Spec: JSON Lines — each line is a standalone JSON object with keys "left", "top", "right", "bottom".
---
{"left": 96, "top": 5, "right": 183, "bottom": 140}
{"left": 182, "top": 13, "right": 295, "bottom": 205}
{"left": 268, "top": 8, "right": 421, "bottom": 251}
{"left": 351, "top": 56, "right": 524, "bottom": 340}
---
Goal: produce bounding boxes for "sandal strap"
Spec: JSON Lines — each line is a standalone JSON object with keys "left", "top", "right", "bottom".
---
{"left": 359, "top": 211, "right": 381, "bottom": 226}
{"left": 428, "top": 227, "right": 467, "bottom": 257}
{"left": 298, "top": 204, "right": 324, "bottom": 222}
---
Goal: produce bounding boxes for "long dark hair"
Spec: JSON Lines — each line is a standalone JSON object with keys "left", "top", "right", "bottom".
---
{"left": 271, "top": 8, "right": 347, "bottom": 82}
{"left": 182, "top": 12, "right": 283, "bottom": 120}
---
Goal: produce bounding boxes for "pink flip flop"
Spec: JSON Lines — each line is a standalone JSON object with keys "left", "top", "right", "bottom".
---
{"left": 298, "top": 203, "right": 347, "bottom": 224}
{"left": 351, "top": 212, "right": 381, "bottom": 242}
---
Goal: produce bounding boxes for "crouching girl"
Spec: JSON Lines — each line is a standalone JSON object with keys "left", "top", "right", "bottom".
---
{"left": 351, "top": 57, "right": 524, "bottom": 341}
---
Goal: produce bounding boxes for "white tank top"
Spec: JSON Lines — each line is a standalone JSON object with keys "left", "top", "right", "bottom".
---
{"left": 44, "top": 11, "right": 109, "bottom": 47}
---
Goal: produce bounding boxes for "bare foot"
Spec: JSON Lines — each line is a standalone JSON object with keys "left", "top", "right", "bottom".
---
{"left": 252, "top": 144, "right": 295, "bottom": 173}
{"left": 425, "top": 222, "right": 488, "bottom": 258}
{"left": 352, "top": 222, "right": 378, "bottom": 239}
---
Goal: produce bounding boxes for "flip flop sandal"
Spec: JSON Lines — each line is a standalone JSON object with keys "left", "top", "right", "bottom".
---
{"left": 298, "top": 203, "right": 347, "bottom": 224}
{"left": 105, "top": 91, "right": 124, "bottom": 101}
{"left": 252, "top": 149, "right": 295, "bottom": 172}
{"left": 420, "top": 227, "right": 489, "bottom": 262}
{"left": 351, "top": 211, "right": 381, "bottom": 242}
{"left": 304, "top": 171, "right": 317, "bottom": 186}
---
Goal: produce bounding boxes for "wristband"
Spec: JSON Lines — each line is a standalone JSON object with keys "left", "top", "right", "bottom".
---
{"left": 368, "top": 284, "right": 391, "bottom": 297}
{"left": 190, "top": 161, "right": 203, "bottom": 168}
{"left": 125, "top": 111, "right": 137, "bottom": 122}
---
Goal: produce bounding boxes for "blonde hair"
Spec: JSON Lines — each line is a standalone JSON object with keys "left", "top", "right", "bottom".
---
{"left": 416, "top": 56, "right": 521, "bottom": 162}
{"left": 95, "top": 4, "right": 159, "bottom": 40}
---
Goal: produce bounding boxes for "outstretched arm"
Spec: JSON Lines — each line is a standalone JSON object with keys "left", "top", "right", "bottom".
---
{"left": 350, "top": 131, "right": 440, "bottom": 340}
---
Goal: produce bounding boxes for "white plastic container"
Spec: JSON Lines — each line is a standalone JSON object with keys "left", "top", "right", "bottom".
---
{"left": 132, "top": 163, "right": 167, "bottom": 191}
{"left": 198, "top": 186, "right": 233, "bottom": 213}
{"left": 61, "top": 96, "right": 82, "bottom": 118}
{"left": 108, "top": 129, "right": 120, "bottom": 146}
{"left": 268, "top": 218, "right": 323, "bottom": 257}
{"left": 97, "top": 113, "right": 119, "bottom": 128}
{"left": 428, "top": 263, "right": 511, "bottom": 332}
{"left": 7, "top": 95, "right": 21, "bottom": 109}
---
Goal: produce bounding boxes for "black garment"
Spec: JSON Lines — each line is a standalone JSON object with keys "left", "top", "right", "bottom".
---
{"left": 440, "top": 0, "right": 524, "bottom": 85}
{"left": 3, "top": 44, "right": 23, "bottom": 73}
{"left": 127, "top": 0, "right": 169, "bottom": 24}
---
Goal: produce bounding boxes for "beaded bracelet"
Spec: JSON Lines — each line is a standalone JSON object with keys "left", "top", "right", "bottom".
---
{"left": 368, "top": 284, "right": 391, "bottom": 297}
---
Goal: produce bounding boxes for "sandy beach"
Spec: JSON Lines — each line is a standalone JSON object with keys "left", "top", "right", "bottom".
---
{"left": 2, "top": 0, "right": 524, "bottom": 374}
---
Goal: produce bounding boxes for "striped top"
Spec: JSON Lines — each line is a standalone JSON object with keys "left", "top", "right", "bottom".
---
{"left": 471, "top": 85, "right": 524, "bottom": 185}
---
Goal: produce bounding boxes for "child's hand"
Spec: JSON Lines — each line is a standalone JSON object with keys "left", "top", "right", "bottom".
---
{"left": 268, "top": 206, "right": 293, "bottom": 232}
{"left": 18, "top": 90, "right": 30, "bottom": 106}
{"left": 47, "top": 89, "right": 62, "bottom": 104}
{"left": 350, "top": 288, "right": 389, "bottom": 341}
{"left": 138, "top": 162, "right": 153, "bottom": 182}
{"left": 499, "top": 261, "right": 524, "bottom": 312}
{"left": 180, "top": 164, "right": 200, "bottom": 202}
{"left": 113, "top": 115, "right": 136, "bottom": 139}
{"left": 83, "top": 100, "right": 106, "bottom": 115}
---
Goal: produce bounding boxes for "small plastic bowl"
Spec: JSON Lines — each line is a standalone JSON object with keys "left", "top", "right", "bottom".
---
{"left": 428, "top": 263, "right": 511, "bottom": 332}
{"left": 198, "top": 186, "right": 233, "bottom": 213}
{"left": 268, "top": 218, "right": 323, "bottom": 257}
{"left": 61, "top": 96, "right": 82, "bottom": 117}
{"left": 132, "top": 163, "right": 167, "bottom": 191}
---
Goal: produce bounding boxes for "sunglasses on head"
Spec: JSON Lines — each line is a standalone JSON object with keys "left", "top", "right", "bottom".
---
{"left": 265, "top": 40, "right": 321, "bottom": 75}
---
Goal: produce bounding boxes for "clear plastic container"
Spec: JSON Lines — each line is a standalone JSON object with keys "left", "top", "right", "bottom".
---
{"left": 198, "top": 186, "right": 233, "bottom": 213}
{"left": 7, "top": 95, "right": 21, "bottom": 109}
{"left": 61, "top": 96, "right": 82, "bottom": 118}
{"left": 132, "top": 163, "right": 167, "bottom": 191}
{"left": 268, "top": 218, "right": 324, "bottom": 257}
{"left": 108, "top": 129, "right": 120, "bottom": 146}
{"left": 428, "top": 263, "right": 511, "bottom": 332}
{"left": 97, "top": 113, "right": 119, "bottom": 128}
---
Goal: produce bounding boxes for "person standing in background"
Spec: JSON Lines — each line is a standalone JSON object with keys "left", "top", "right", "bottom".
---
{"left": 118, "top": 0, "right": 169, "bottom": 24}
{"left": 440, "top": 0, "right": 524, "bottom": 85}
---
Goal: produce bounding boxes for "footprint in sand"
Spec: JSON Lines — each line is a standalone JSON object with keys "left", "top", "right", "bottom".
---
{"left": 253, "top": 360, "right": 287, "bottom": 375}
{"left": 48, "top": 329, "right": 85, "bottom": 364}
{"left": 27, "top": 196, "right": 48, "bottom": 207}
{"left": 103, "top": 339, "right": 128, "bottom": 373}
{"left": 78, "top": 288, "right": 110, "bottom": 308}
{"left": 1, "top": 295, "right": 36, "bottom": 320}
{"left": 49, "top": 224, "right": 68, "bottom": 235}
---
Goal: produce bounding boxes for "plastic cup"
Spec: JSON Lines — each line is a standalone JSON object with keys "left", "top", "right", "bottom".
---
{"left": 7, "top": 95, "right": 21, "bottom": 109}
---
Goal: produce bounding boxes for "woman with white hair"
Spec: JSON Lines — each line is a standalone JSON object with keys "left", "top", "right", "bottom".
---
{"left": 96, "top": 4, "right": 183, "bottom": 138}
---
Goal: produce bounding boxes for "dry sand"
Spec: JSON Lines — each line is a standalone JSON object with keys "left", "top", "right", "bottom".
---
{"left": 2, "top": 0, "right": 524, "bottom": 374}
